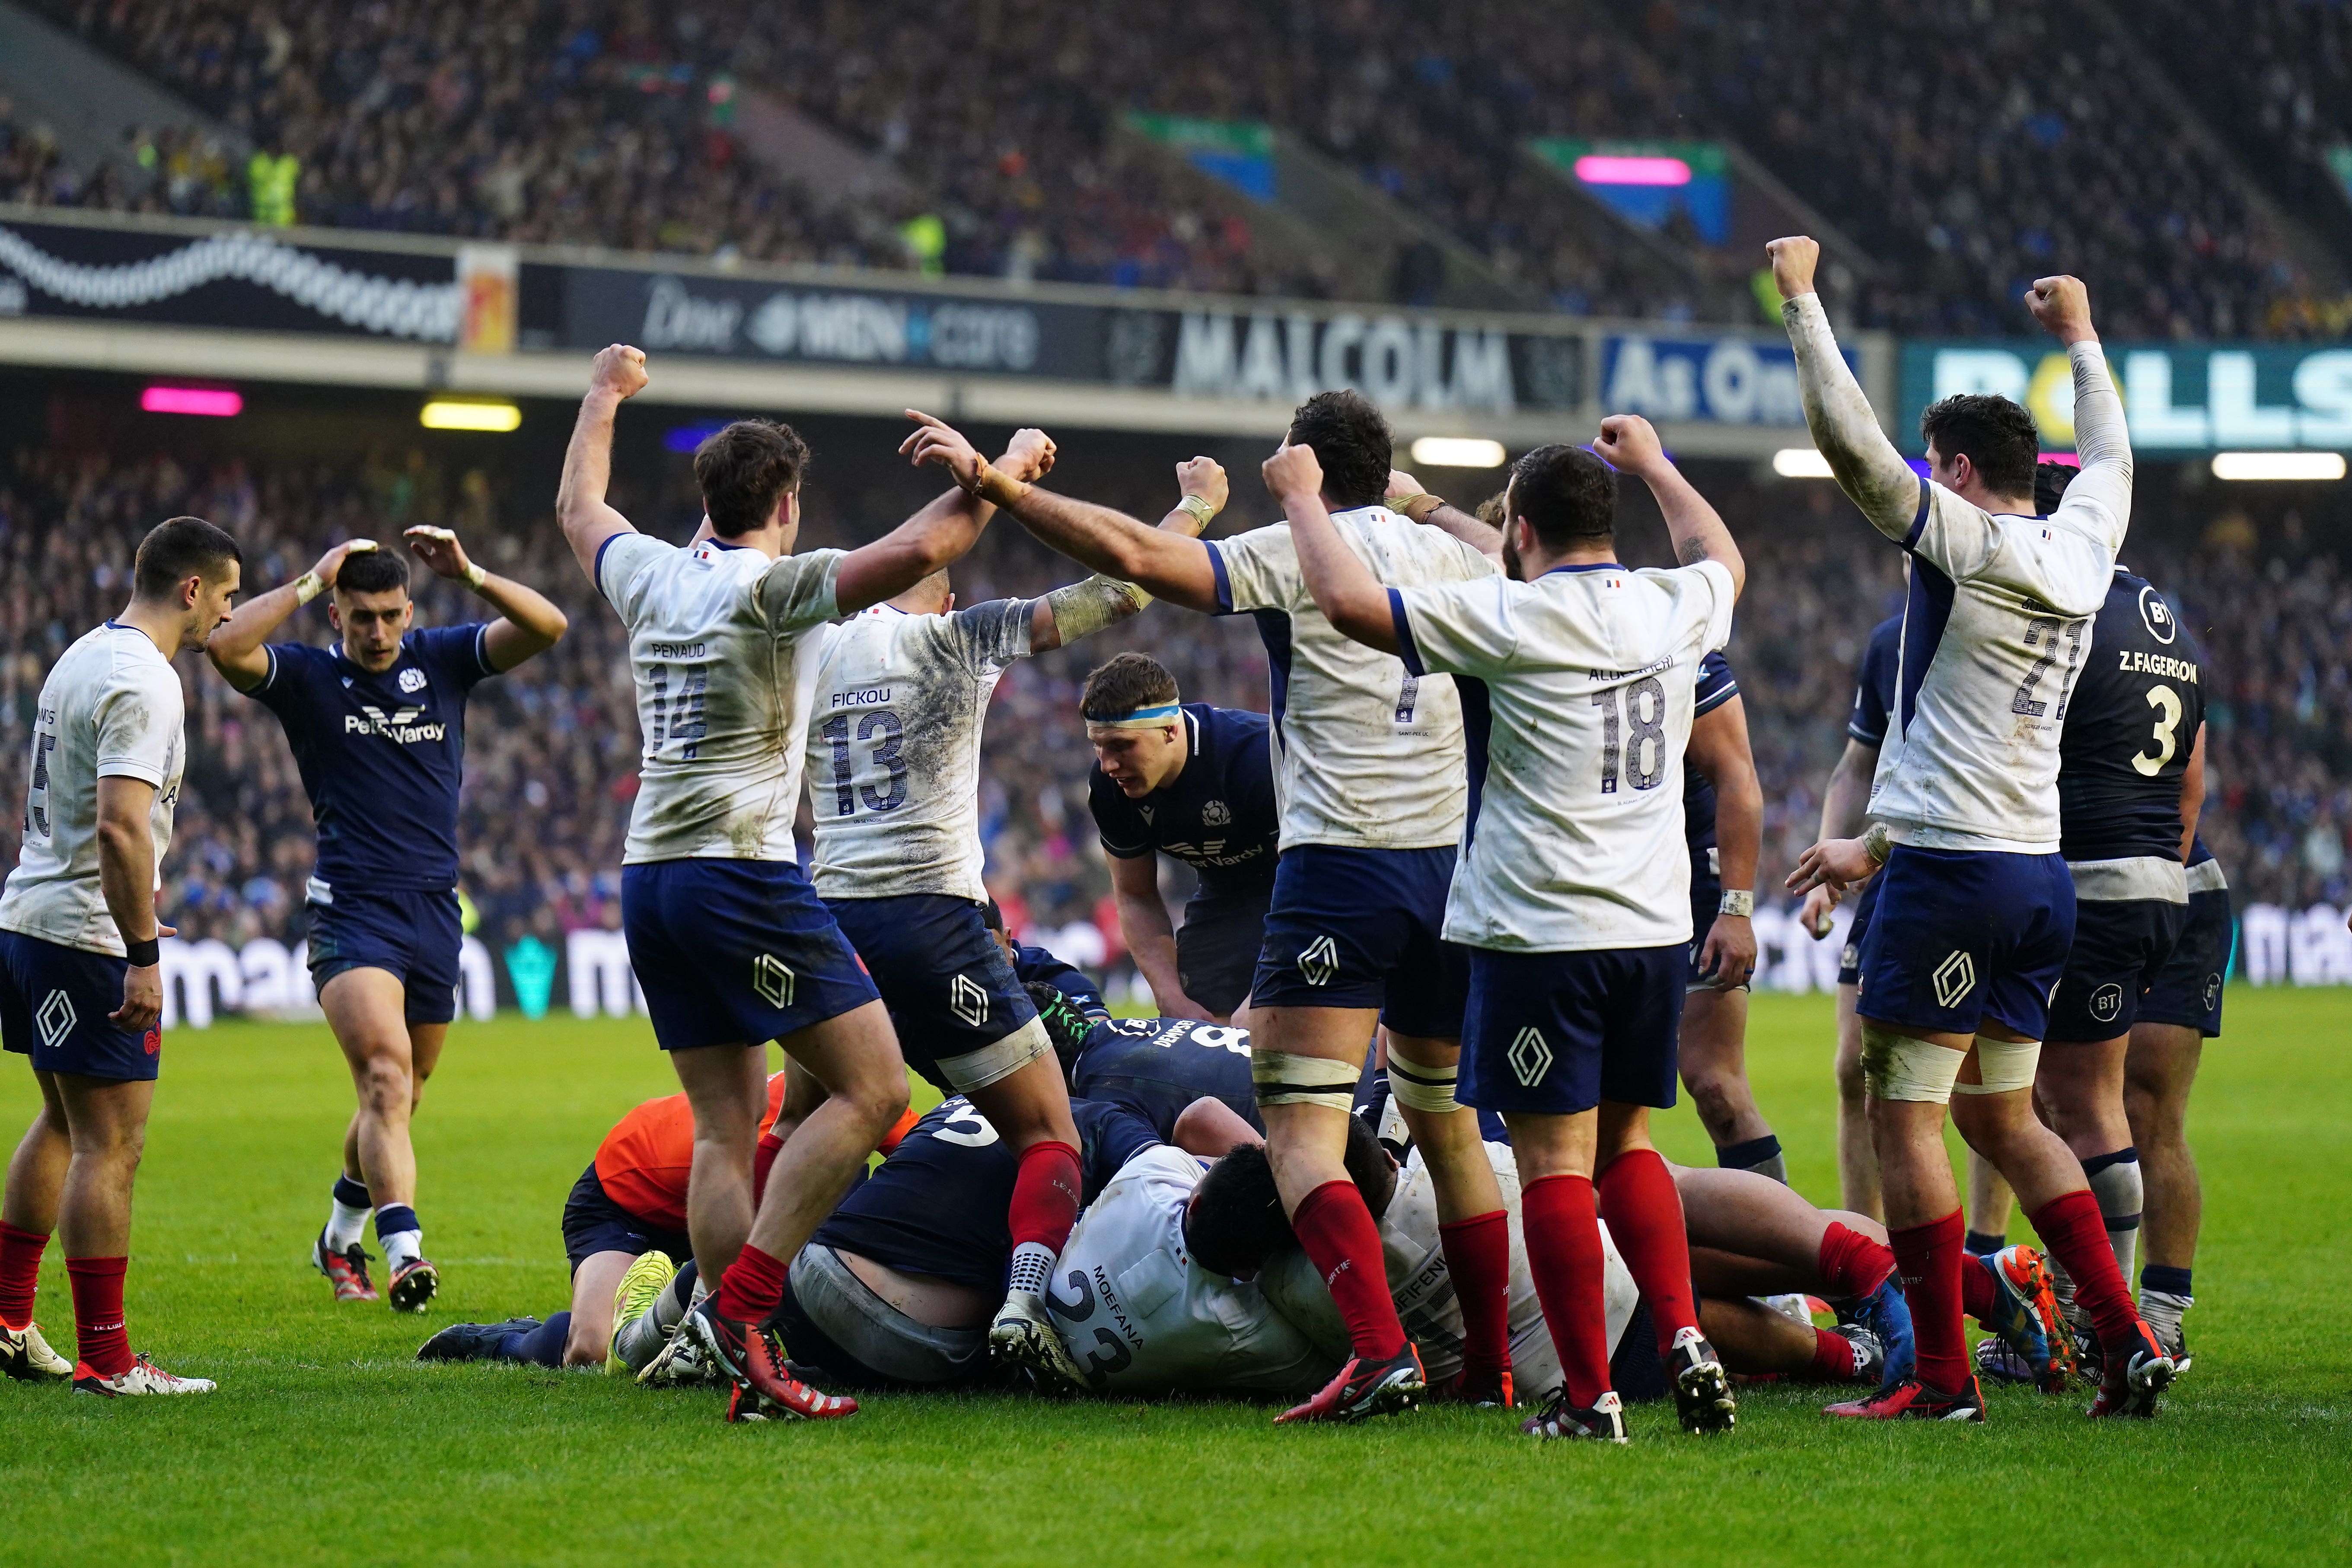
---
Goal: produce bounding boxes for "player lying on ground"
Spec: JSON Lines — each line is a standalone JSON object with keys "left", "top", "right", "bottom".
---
{"left": 207, "top": 528, "right": 567, "bottom": 1314}
{"left": 1774, "top": 234, "right": 2175, "bottom": 1421}
{"left": 804, "top": 421, "right": 1222, "bottom": 1387}
{"left": 1, "top": 517, "right": 242, "bottom": 1396}
{"left": 558, "top": 343, "right": 1047, "bottom": 1422}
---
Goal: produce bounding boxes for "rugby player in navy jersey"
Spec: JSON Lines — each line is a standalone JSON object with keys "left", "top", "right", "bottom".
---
{"left": 1677, "top": 652, "right": 1781, "bottom": 1183}
{"left": 1800, "top": 609, "right": 1902, "bottom": 1219}
{"left": 207, "top": 528, "right": 567, "bottom": 1313}
{"left": 1027, "top": 982, "right": 1259, "bottom": 1140}
{"left": 984, "top": 902, "right": 1110, "bottom": 1022}
{"left": 1083, "top": 653, "right": 1278, "bottom": 1024}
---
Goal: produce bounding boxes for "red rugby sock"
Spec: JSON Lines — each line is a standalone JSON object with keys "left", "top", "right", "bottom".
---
{"left": 1960, "top": 1248, "right": 1997, "bottom": 1321}
{"left": 66, "top": 1255, "right": 131, "bottom": 1377}
{"left": 1291, "top": 1179, "right": 1406, "bottom": 1361}
{"left": 1890, "top": 1209, "right": 1968, "bottom": 1394}
{"left": 750, "top": 1134, "right": 783, "bottom": 1208}
{"left": 714, "top": 1242, "right": 788, "bottom": 1326}
{"left": 0, "top": 1221, "right": 45, "bottom": 1331}
{"left": 1817, "top": 1220, "right": 1896, "bottom": 1300}
{"left": 1008, "top": 1140, "right": 1083, "bottom": 1253}
{"left": 1596, "top": 1149, "right": 1699, "bottom": 1355}
{"left": 1520, "top": 1174, "right": 1611, "bottom": 1410}
{"left": 1813, "top": 1326, "right": 1866, "bottom": 1383}
{"left": 1437, "top": 1210, "right": 1512, "bottom": 1381}
{"left": 875, "top": 1106, "right": 920, "bottom": 1157}
{"left": 2030, "top": 1189, "right": 2143, "bottom": 1354}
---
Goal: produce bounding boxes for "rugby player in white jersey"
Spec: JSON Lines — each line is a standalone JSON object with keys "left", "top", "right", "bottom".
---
{"left": 806, "top": 425, "right": 1224, "bottom": 1384}
{"left": 957, "top": 391, "right": 1518, "bottom": 1422}
{"left": 1772, "top": 236, "right": 2176, "bottom": 1420}
{"left": 555, "top": 344, "right": 1048, "bottom": 1422}
{"left": 1288, "top": 423, "right": 1745, "bottom": 1441}
{"left": 0, "top": 517, "right": 240, "bottom": 1396}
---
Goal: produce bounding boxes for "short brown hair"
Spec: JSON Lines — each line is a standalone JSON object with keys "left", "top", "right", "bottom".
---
{"left": 1919, "top": 394, "right": 2039, "bottom": 498}
{"left": 133, "top": 516, "right": 241, "bottom": 602}
{"left": 1081, "top": 652, "right": 1179, "bottom": 720}
{"left": 694, "top": 419, "right": 809, "bottom": 537}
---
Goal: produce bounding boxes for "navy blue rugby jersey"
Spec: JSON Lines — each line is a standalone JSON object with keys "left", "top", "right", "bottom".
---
{"left": 811, "top": 1096, "right": 1157, "bottom": 1290}
{"left": 1013, "top": 943, "right": 1109, "bottom": 1020}
{"left": 1848, "top": 614, "right": 1904, "bottom": 748}
{"left": 2058, "top": 569, "right": 2207, "bottom": 864}
{"left": 1089, "top": 704, "right": 1278, "bottom": 899}
{"left": 250, "top": 625, "right": 497, "bottom": 892}
{"left": 1069, "top": 1015, "right": 1259, "bottom": 1139}
{"left": 1681, "top": 652, "right": 1740, "bottom": 864}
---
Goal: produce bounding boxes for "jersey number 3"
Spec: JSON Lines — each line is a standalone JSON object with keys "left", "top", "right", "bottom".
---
{"left": 819, "top": 710, "right": 907, "bottom": 816}
{"left": 2132, "top": 684, "right": 2184, "bottom": 777}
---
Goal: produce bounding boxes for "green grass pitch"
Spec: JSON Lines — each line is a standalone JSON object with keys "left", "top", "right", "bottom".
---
{"left": 1, "top": 990, "right": 2346, "bottom": 1566}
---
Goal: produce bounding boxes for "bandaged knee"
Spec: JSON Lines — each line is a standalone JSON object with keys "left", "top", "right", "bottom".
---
{"left": 1251, "top": 1051, "right": 1361, "bottom": 1110}
{"left": 1953, "top": 1037, "right": 2042, "bottom": 1096}
{"left": 936, "top": 1017, "right": 1052, "bottom": 1094}
{"left": 1860, "top": 1025, "right": 1966, "bottom": 1103}
{"left": 1384, "top": 1045, "right": 1460, "bottom": 1114}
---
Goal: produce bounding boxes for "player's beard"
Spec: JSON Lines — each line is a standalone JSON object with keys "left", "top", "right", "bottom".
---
{"left": 1501, "top": 529, "right": 1526, "bottom": 581}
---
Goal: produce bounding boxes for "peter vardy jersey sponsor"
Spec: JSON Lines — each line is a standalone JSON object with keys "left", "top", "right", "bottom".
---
{"left": 1088, "top": 704, "right": 1278, "bottom": 895}
{"left": 2057, "top": 568, "right": 2205, "bottom": 875}
{"left": 249, "top": 624, "right": 494, "bottom": 893}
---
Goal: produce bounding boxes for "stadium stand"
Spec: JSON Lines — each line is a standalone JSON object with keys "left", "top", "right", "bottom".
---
{"left": 1, "top": 421, "right": 2342, "bottom": 969}
{"left": 14, "top": 0, "right": 2345, "bottom": 334}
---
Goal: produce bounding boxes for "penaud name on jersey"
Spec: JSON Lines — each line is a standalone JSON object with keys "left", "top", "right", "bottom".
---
{"left": 249, "top": 624, "right": 495, "bottom": 896}
{"left": 1087, "top": 703, "right": 1278, "bottom": 894}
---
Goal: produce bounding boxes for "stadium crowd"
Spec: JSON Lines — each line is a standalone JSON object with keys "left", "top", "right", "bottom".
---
{"left": 1, "top": 432, "right": 2343, "bottom": 976}
{"left": 6, "top": 0, "right": 2342, "bottom": 334}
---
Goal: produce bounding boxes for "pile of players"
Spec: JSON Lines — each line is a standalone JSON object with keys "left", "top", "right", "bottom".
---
{"left": 0, "top": 235, "right": 2219, "bottom": 1436}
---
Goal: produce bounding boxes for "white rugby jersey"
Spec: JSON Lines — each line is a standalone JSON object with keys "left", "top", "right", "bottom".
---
{"left": 804, "top": 598, "right": 1033, "bottom": 902}
{"left": 1785, "top": 292, "right": 2131, "bottom": 853}
{"left": 0, "top": 622, "right": 186, "bottom": 956}
{"left": 1205, "top": 508, "right": 1496, "bottom": 851}
{"left": 595, "top": 533, "right": 844, "bottom": 864}
{"left": 1382, "top": 1143, "right": 1638, "bottom": 1394}
{"left": 1049, "top": 1143, "right": 1338, "bottom": 1397}
{"left": 1390, "top": 559, "right": 1735, "bottom": 951}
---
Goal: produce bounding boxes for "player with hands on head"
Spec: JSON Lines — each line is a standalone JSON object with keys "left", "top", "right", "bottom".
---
{"left": 974, "top": 390, "right": 1520, "bottom": 1425}
{"left": 1, "top": 516, "right": 243, "bottom": 1395}
{"left": 1774, "top": 235, "right": 2175, "bottom": 1422}
{"left": 207, "top": 520, "right": 567, "bottom": 1314}
{"left": 805, "top": 411, "right": 1198, "bottom": 1388}
{"left": 557, "top": 344, "right": 1045, "bottom": 1422}
{"left": 1283, "top": 412, "right": 1749, "bottom": 1443}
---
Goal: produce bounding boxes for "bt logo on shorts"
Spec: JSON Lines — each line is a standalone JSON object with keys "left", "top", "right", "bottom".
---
{"left": 35, "top": 989, "right": 74, "bottom": 1051}
{"left": 751, "top": 953, "right": 796, "bottom": 1009}
{"left": 1507, "top": 1027, "right": 1553, "bottom": 1087}
{"left": 2089, "top": 983, "right": 2125, "bottom": 1024}
{"left": 949, "top": 973, "right": 989, "bottom": 1028}
{"left": 1931, "top": 951, "right": 1977, "bottom": 1010}
{"left": 2202, "top": 972, "right": 2222, "bottom": 1010}
{"left": 1297, "top": 935, "right": 1339, "bottom": 987}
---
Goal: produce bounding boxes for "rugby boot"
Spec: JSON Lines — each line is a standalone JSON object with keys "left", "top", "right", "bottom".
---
{"left": 416, "top": 1317, "right": 539, "bottom": 1362}
{"left": 1845, "top": 1273, "right": 1916, "bottom": 1391}
{"left": 2086, "top": 1320, "right": 2175, "bottom": 1419}
{"left": 386, "top": 1256, "right": 439, "bottom": 1314}
{"left": 1522, "top": 1389, "right": 1627, "bottom": 1443}
{"left": 1974, "top": 1245, "right": 2073, "bottom": 1392}
{"left": 989, "top": 1288, "right": 1090, "bottom": 1390}
{"left": 310, "top": 1229, "right": 379, "bottom": 1304}
{"left": 606, "top": 1250, "right": 677, "bottom": 1375}
{"left": 1834, "top": 1324, "right": 1887, "bottom": 1386}
{"left": 684, "top": 1299, "right": 857, "bottom": 1423}
{"left": 1275, "top": 1345, "right": 1426, "bottom": 1424}
{"left": 1444, "top": 1364, "right": 1516, "bottom": 1407}
{"left": 1665, "top": 1325, "right": 1736, "bottom": 1434}
{"left": 73, "top": 1353, "right": 215, "bottom": 1397}
{"left": 2151, "top": 1318, "right": 2193, "bottom": 1376}
{"left": 0, "top": 1319, "right": 71, "bottom": 1381}
{"left": 1825, "top": 1375, "right": 1985, "bottom": 1421}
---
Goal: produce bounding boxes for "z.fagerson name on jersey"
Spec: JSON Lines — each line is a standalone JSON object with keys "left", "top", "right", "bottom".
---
{"left": 341, "top": 706, "right": 447, "bottom": 743}
{"left": 2115, "top": 650, "right": 2199, "bottom": 683}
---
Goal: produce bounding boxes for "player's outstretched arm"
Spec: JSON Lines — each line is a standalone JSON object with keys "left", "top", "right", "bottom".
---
{"left": 1107, "top": 853, "right": 1211, "bottom": 1021}
{"left": 204, "top": 538, "right": 378, "bottom": 692}
{"left": 1173, "top": 1096, "right": 1263, "bottom": 1158}
{"left": 834, "top": 414, "right": 1043, "bottom": 615}
{"left": 1688, "top": 695, "right": 1762, "bottom": 990}
{"left": 1275, "top": 443, "right": 1398, "bottom": 653}
{"left": 555, "top": 344, "right": 649, "bottom": 581}
{"left": 1594, "top": 414, "right": 1746, "bottom": 598}
{"left": 1769, "top": 237, "right": 1921, "bottom": 543}
{"left": 1386, "top": 468, "right": 1504, "bottom": 567}
{"left": 2026, "top": 274, "right": 2131, "bottom": 548}
{"left": 404, "top": 527, "right": 569, "bottom": 671}
{"left": 1029, "top": 458, "right": 1227, "bottom": 653}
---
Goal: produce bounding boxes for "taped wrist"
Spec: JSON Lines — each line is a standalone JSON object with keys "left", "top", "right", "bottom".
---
{"left": 1859, "top": 1024, "right": 1965, "bottom": 1103}
{"left": 1174, "top": 494, "right": 1217, "bottom": 530}
{"left": 1043, "top": 574, "right": 1150, "bottom": 641}
{"left": 1384, "top": 1044, "right": 1460, "bottom": 1115}
{"left": 1953, "top": 1037, "right": 2041, "bottom": 1096}
{"left": 972, "top": 461, "right": 1031, "bottom": 507}
{"left": 1251, "top": 1051, "right": 1362, "bottom": 1111}
{"left": 293, "top": 570, "right": 324, "bottom": 606}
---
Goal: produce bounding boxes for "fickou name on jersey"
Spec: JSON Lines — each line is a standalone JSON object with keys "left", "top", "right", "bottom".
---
{"left": 344, "top": 705, "right": 447, "bottom": 744}
{"left": 2116, "top": 651, "right": 2199, "bottom": 684}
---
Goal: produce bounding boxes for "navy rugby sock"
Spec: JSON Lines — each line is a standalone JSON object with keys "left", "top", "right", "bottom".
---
{"left": 1716, "top": 1134, "right": 1788, "bottom": 1186}
{"left": 500, "top": 1313, "right": 571, "bottom": 1367}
